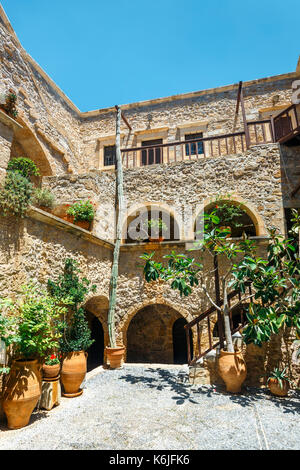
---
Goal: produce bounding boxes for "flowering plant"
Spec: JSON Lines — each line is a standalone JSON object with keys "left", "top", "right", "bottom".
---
{"left": 45, "top": 353, "right": 60, "bottom": 366}
{"left": 66, "top": 200, "right": 95, "bottom": 222}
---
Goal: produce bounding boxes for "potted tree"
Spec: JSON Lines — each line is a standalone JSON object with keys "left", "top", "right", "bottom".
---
{"left": 146, "top": 218, "right": 168, "bottom": 242}
{"left": 48, "top": 258, "right": 96, "bottom": 397}
{"left": 267, "top": 367, "right": 292, "bottom": 397}
{"left": 65, "top": 200, "right": 95, "bottom": 230}
{"left": 141, "top": 212, "right": 300, "bottom": 393}
{"left": 0, "top": 284, "right": 64, "bottom": 429}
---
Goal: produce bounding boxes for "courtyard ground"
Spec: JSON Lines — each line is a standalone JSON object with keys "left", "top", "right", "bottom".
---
{"left": 0, "top": 364, "right": 299, "bottom": 450}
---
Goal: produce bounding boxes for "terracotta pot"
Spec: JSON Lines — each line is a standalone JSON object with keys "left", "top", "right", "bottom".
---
{"left": 106, "top": 346, "right": 125, "bottom": 369}
{"left": 38, "top": 206, "right": 52, "bottom": 214}
{"left": 218, "top": 349, "right": 247, "bottom": 393}
{"left": 74, "top": 220, "right": 91, "bottom": 231}
{"left": 268, "top": 378, "right": 290, "bottom": 397}
{"left": 2, "top": 359, "right": 42, "bottom": 429}
{"left": 220, "top": 226, "right": 231, "bottom": 238}
{"left": 148, "top": 237, "right": 164, "bottom": 243}
{"left": 42, "top": 363, "right": 60, "bottom": 380}
{"left": 60, "top": 351, "right": 87, "bottom": 397}
{"left": 63, "top": 214, "right": 74, "bottom": 224}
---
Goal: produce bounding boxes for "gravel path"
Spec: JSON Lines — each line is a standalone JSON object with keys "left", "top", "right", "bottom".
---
{"left": 0, "top": 364, "right": 299, "bottom": 450}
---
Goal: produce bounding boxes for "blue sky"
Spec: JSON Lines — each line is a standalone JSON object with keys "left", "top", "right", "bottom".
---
{"left": 1, "top": 0, "right": 299, "bottom": 111}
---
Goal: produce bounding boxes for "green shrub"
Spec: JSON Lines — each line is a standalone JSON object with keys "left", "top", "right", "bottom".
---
{"left": 0, "top": 284, "right": 65, "bottom": 362}
{"left": 3, "top": 91, "right": 18, "bottom": 119}
{"left": 66, "top": 200, "right": 95, "bottom": 222}
{"left": 0, "top": 171, "right": 33, "bottom": 217}
{"left": 32, "top": 187, "right": 56, "bottom": 209}
{"left": 7, "top": 157, "right": 40, "bottom": 179}
{"left": 48, "top": 258, "right": 96, "bottom": 353}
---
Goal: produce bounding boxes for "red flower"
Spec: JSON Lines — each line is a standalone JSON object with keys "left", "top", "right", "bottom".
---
{"left": 215, "top": 205, "right": 219, "bottom": 209}
{"left": 50, "top": 354, "right": 56, "bottom": 360}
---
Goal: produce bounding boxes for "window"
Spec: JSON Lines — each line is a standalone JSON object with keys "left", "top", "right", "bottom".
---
{"left": 104, "top": 145, "right": 116, "bottom": 166}
{"left": 141, "top": 139, "right": 163, "bottom": 166}
{"left": 185, "top": 132, "right": 204, "bottom": 156}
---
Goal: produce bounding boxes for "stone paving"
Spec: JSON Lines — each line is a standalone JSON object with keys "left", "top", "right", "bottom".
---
{"left": 0, "top": 364, "right": 299, "bottom": 450}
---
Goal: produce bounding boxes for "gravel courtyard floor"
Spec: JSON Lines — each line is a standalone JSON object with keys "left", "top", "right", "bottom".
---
{"left": 0, "top": 364, "right": 299, "bottom": 450}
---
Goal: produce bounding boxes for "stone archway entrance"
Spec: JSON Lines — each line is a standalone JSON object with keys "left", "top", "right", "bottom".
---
{"left": 126, "top": 304, "right": 191, "bottom": 364}
{"left": 85, "top": 311, "right": 104, "bottom": 372}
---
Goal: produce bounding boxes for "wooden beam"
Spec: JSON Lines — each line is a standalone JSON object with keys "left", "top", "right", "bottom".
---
{"left": 232, "top": 81, "right": 243, "bottom": 133}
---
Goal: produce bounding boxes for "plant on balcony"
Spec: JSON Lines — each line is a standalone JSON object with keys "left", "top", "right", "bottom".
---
{"left": 31, "top": 187, "right": 56, "bottom": 212}
{"left": 145, "top": 218, "right": 168, "bottom": 241}
{"left": 66, "top": 200, "right": 95, "bottom": 230}
{"left": 207, "top": 197, "right": 248, "bottom": 237}
{"left": 7, "top": 157, "right": 40, "bottom": 180}
{"left": 0, "top": 284, "right": 65, "bottom": 428}
{"left": 0, "top": 171, "right": 33, "bottom": 217}
{"left": 141, "top": 213, "right": 300, "bottom": 394}
{"left": 48, "top": 258, "right": 96, "bottom": 396}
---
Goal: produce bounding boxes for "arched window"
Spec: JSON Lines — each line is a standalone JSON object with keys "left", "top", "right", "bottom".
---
{"left": 125, "top": 206, "right": 180, "bottom": 244}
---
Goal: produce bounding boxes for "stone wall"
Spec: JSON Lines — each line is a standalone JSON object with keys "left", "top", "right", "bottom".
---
{"left": 43, "top": 143, "right": 285, "bottom": 241}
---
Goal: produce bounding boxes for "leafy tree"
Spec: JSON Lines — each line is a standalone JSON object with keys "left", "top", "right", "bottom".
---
{"left": 141, "top": 211, "right": 300, "bottom": 352}
{"left": 48, "top": 258, "right": 96, "bottom": 353}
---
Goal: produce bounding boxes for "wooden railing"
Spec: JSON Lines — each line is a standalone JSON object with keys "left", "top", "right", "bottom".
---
{"left": 121, "top": 122, "right": 275, "bottom": 169}
{"left": 184, "top": 284, "right": 253, "bottom": 366}
{"left": 273, "top": 104, "right": 300, "bottom": 143}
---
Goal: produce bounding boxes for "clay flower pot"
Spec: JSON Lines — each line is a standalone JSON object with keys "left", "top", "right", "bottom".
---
{"left": 38, "top": 206, "right": 52, "bottom": 214}
{"left": 42, "top": 363, "right": 60, "bottom": 381}
{"left": 218, "top": 349, "right": 247, "bottom": 393}
{"left": 2, "top": 359, "right": 42, "bottom": 429}
{"left": 60, "top": 351, "right": 87, "bottom": 397}
{"left": 63, "top": 214, "right": 74, "bottom": 224}
{"left": 74, "top": 220, "right": 91, "bottom": 231}
{"left": 149, "top": 236, "right": 164, "bottom": 243}
{"left": 106, "top": 346, "right": 125, "bottom": 369}
{"left": 268, "top": 378, "right": 290, "bottom": 397}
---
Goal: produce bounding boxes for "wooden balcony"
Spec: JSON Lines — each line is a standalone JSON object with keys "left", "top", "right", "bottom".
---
{"left": 121, "top": 120, "right": 274, "bottom": 169}
{"left": 273, "top": 104, "right": 300, "bottom": 144}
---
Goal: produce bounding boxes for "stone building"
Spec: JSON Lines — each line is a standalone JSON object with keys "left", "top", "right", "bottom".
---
{"left": 0, "top": 5, "right": 299, "bottom": 385}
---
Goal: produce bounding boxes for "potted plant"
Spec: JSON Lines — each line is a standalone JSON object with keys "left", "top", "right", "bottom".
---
{"left": 0, "top": 90, "right": 18, "bottom": 119}
{"left": 267, "top": 367, "right": 292, "bottom": 397}
{"left": 0, "top": 171, "right": 33, "bottom": 218}
{"left": 208, "top": 199, "right": 248, "bottom": 238}
{"left": 0, "top": 284, "right": 64, "bottom": 429}
{"left": 31, "top": 187, "right": 56, "bottom": 213}
{"left": 7, "top": 157, "right": 40, "bottom": 180}
{"left": 65, "top": 200, "right": 95, "bottom": 230}
{"left": 145, "top": 218, "right": 168, "bottom": 242}
{"left": 42, "top": 353, "right": 61, "bottom": 381}
{"left": 48, "top": 258, "right": 96, "bottom": 397}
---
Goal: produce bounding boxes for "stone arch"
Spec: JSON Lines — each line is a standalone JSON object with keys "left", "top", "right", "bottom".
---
{"left": 84, "top": 295, "right": 109, "bottom": 368}
{"left": 10, "top": 117, "right": 54, "bottom": 176}
{"left": 120, "top": 298, "right": 193, "bottom": 364}
{"left": 122, "top": 202, "right": 182, "bottom": 243}
{"left": 190, "top": 195, "right": 267, "bottom": 239}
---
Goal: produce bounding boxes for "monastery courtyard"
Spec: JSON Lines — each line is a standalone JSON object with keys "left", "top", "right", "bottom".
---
{"left": 0, "top": 365, "right": 299, "bottom": 451}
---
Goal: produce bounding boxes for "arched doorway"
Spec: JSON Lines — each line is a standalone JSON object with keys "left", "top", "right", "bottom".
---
{"left": 126, "top": 304, "right": 191, "bottom": 364}
{"left": 172, "top": 318, "right": 193, "bottom": 364}
{"left": 86, "top": 312, "right": 104, "bottom": 372}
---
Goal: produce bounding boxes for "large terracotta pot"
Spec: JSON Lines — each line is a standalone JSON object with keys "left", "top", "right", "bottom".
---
{"left": 2, "top": 359, "right": 42, "bottom": 429}
{"left": 42, "top": 363, "right": 60, "bottom": 381}
{"left": 268, "top": 378, "right": 290, "bottom": 397}
{"left": 106, "top": 346, "right": 125, "bottom": 369}
{"left": 218, "top": 349, "right": 247, "bottom": 393}
{"left": 60, "top": 351, "right": 87, "bottom": 397}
